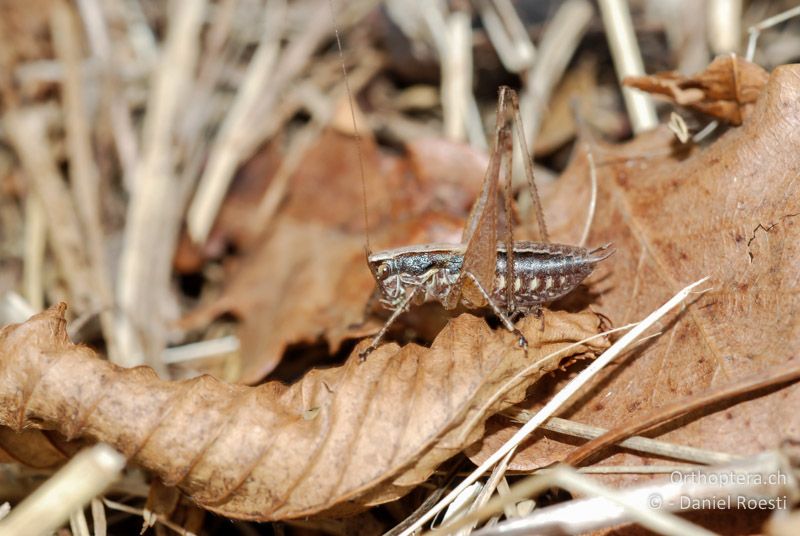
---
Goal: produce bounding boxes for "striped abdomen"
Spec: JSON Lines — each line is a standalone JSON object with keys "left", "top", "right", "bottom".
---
{"left": 489, "top": 242, "right": 612, "bottom": 313}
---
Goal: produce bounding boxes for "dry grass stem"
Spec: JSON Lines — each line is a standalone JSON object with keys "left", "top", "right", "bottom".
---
{"left": 708, "top": 0, "right": 743, "bottom": 54}
{"left": 442, "top": 9, "right": 469, "bottom": 142}
{"left": 22, "top": 195, "right": 45, "bottom": 311}
{"left": 526, "top": 415, "right": 737, "bottom": 466}
{"left": 466, "top": 451, "right": 797, "bottom": 536}
{"left": 240, "top": 0, "right": 380, "bottom": 160}
{"left": 418, "top": 3, "right": 482, "bottom": 147}
{"left": 400, "top": 278, "right": 709, "bottom": 535}
{"left": 116, "top": 0, "right": 208, "bottom": 372}
{"left": 445, "top": 465, "right": 716, "bottom": 536}
{"left": 745, "top": 5, "right": 800, "bottom": 61}
{"left": 519, "top": 0, "right": 593, "bottom": 152}
{"left": 51, "top": 0, "right": 119, "bottom": 360}
{"left": 564, "top": 358, "right": 800, "bottom": 466}
{"left": 162, "top": 335, "right": 240, "bottom": 365}
{"left": 102, "top": 499, "right": 196, "bottom": 536}
{"left": 186, "top": 0, "right": 286, "bottom": 244}
{"left": 578, "top": 148, "right": 598, "bottom": 247}
{"left": 0, "top": 444, "right": 124, "bottom": 536}
{"left": 597, "top": 0, "right": 658, "bottom": 133}
{"left": 69, "top": 508, "right": 90, "bottom": 536}
{"left": 458, "top": 323, "right": 635, "bottom": 444}
{"left": 479, "top": 0, "right": 536, "bottom": 73}
{"left": 252, "top": 58, "right": 381, "bottom": 232}
{"left": 0, "top": 293, "right": 36, "bottom": 325}
{"left": 75, "top": 0, "right": 139, "bottom": 187}
{"left": 90, "top": 498, "right": 106, "bottom": 536}
{"left": 577, "top": 464, "right": 703, "bottom": 474}
{"left": 457, "top": 454, "right": 512, "bottom": 535}
{"left": 4, "top": 110, "right": 95, "bottom": 313}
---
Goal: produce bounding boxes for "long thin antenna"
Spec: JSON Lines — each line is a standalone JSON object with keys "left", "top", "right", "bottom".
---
{"left": 328, "top": 0, "right": 372, "bottom": 254}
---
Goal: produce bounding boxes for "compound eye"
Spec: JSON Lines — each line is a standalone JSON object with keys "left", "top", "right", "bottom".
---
{"left": 376, "top": 262, "right": 390, "bottom": 278}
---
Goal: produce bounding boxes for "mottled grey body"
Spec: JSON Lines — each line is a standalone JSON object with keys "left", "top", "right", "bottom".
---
{"left": 368, "top": 241, "right": 611, "bottom": 315}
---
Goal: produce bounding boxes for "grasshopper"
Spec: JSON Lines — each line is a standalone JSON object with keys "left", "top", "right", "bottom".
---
{"left": 357, "top": 87, "right": 612, "bottom": 359}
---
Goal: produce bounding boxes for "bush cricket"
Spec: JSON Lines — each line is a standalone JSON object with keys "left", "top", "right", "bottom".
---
{"left": 357, "top": 88, "right": 612, "bottom": 359}
{"left": 329, "top": 13, "right": 613, "bottom": 360}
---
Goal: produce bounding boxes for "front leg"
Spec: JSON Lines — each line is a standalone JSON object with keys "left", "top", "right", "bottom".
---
{"left": 464, "top": 271, "right": 528, "bottom": 350}
{"left": 358, "top": 287, "right": 420, "bottom": 361}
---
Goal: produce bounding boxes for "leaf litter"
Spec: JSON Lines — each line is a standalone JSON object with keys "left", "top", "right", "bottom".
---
{"left": 1, "top": 0, "right": 800, "bottom": 533}
{"left": 0, "top": 303, "right": 606, "bottom": 520}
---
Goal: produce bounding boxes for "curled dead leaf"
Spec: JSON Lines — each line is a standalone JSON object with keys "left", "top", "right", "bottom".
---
{"left": 0, "top": 304, "right": 607, "bottom": 520}
{"left": 624, "top": 55, "right": 769, "bottom": 124}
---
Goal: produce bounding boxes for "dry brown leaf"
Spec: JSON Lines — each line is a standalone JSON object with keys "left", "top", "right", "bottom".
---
{"left": 181, "top": 130, "right": 488, "bottom": 383}
{"left": 534, "top": 59, "right": 626, "bottom": 155}
{"left": 174, "top": 139, "right": 285, "bottom": 273}
{"left": 469, "top": 65, "right": 800, "bottom": 476}
{"left": 623, "top": 55, "right": 769, "bottom": 124}
{"left": 405, "top": 137, "right": 487, "bottom": 215}
{"left": 0, "top": 304, "right": 607, "bottom": 521}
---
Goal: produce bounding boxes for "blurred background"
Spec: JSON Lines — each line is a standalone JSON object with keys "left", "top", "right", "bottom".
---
{"left": 0, "top": 0, "right": 799, "bottom": 533}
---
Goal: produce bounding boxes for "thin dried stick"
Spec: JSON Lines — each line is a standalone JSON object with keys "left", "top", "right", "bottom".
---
{"left": 162, "top": 335, "right": 240, "bottom": 365}
{"left": 241, "top": 0, "right": 380, "bottom": 161}
{"left": 563, "top": 358, "right": 800, "bottom": 466}
{"left": 707, "top": 0, "right": 742, "bottom": 54}
{"left": 479, "top": 0, "right": 536, "bottom": 73}
{"left": 578, "top": 148, "right": 598, "bottom": 247}
{"left": 418, "top": 2, "right": 483, "bottom": 147}
{"left": 457, "top": 454, "right": 512, "bottom": 535}
{"left": 385, "top": 461, "right": 466, "bottom": 536}
{"left": 444, "top": 465, "right": 715, "bottom": 536}
{"left": 51, "top": 0, "right": 120, "bottom": 361}
{"left": 577, "top": 464, "right": 702, "bottom": 474}
{"left": 445, "top": 9, "right": 473, "bottom": 144}
{"left": 0, "top": 444, "right": 124, "bottom": 536}
{"left": 520, "top": 415, "right": 736, "bottom": 465}
{"left": 186, "top": 0, "right": 286, "bottom": 244}
{"left": 90, "top": 498, "right": 107, "bottom": 536}
{"left": 465, "top": 452, "right": 795, "bottom": 536}
{"left": 116, "top": 0, "right": 208, "bottom": 371}
{"left": 745, "top": 5, "right": 800, "bottom": 61}
{"left": 466, "top": 452, "right": 798, "bottom": 536}
{"left": 4, "top": 109, "right": 94, "bottom": 312}
{"left": 251, "top": 59, "right": 381, "bottom": 233}
{"left": 117, "top": 0, "right": 158, "bottom": 66}
{"left": 399, "top": 278, "right": 710, "bottom": 535}
{"left": 75, "top": 0, "right": 139, "bottom": 187}
{"left": 458, "top": 322, "right": 637, "bottom": 445}
{"left": 597, "top": 0, "right": 658, "bottom": 133}
{"left": 519, "top": 0, "right": 593, "bottom": 153}
{"left": 22, "top": 195, "right": 46, "bottom": 311}
{"left": 458, "top": 322, "right": 637, "bottom": 447}
{"left": 70, "top": 509, "right": 90, "bottom": 536}
{"left": 102, "top": 499, "right": 196, "bottom": 536}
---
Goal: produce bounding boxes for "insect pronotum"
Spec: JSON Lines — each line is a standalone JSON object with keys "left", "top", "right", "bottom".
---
{"left": 331, "top": 14, "right": 613, "bottom": 361}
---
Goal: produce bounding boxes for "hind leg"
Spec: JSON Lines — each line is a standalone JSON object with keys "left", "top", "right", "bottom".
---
{"left": 464, "top": 271, "right": 528, "bottom": 350}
